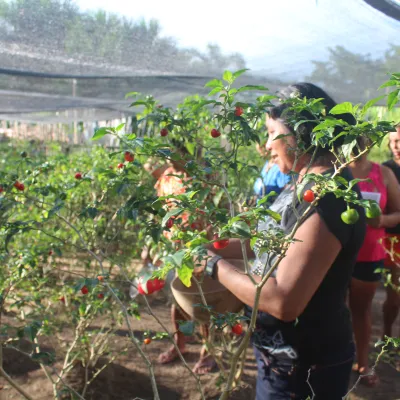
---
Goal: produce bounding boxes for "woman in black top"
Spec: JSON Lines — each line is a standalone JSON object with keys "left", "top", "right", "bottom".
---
{"left": 382, "top": 124, "right": 400, "bottom": 339}
{"left": 196, "top": 83, "right": 366, "bottom": 399}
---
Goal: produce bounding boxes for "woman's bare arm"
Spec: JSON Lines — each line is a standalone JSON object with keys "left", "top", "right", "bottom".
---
{"left": 379, "top": 165, "right": 400, "bottom": 228}
{"left": 211, "top": 212, "right": 341, "bottom": 321}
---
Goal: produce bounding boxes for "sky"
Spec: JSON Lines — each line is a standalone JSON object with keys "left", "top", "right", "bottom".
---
{"left": 77, "top": 0, "right": 400, "bottom": 80}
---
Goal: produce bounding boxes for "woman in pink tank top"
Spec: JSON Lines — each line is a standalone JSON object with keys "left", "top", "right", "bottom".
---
{"left": 349, "top": 140, "right": 400, "bottom": 387}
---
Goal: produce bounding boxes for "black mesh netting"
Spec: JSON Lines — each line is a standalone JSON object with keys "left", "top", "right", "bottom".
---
{"left": 0, "top": 0, "right": 399, "bottom": 123}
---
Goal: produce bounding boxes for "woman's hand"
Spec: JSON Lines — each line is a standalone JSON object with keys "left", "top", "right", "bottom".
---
{"left": 192, "top": 249, "right": 217, "bottom": 277}
{"left": 366, "top": 215, "right": 382, "bottom": 228}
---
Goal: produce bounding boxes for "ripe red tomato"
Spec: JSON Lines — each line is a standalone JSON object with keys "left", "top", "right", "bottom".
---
{"left": 81, "top": 286, "right": 89, "bottom": 295}
{"left": 97, "top": 293, "right": 104, "bottom": 299}
{"left": 124, "top": 151, "right": 134, "bottom": 162}
{"left": 213, "top": 234, "right": 229, "bottom": 250}
{"left": 0, "top": 186, "right": 4, "bottom": 193}
{"left": 303, "top": 190, "right": 315, "bottom": 203}
{"left": 144, "top": 338, "right": 152, "bottom": 345}
{"left": 48, "top": 250, "right": 53, "bottom": 256}
{"left": 232, "top": 323, "right": 243, "bottom": 335}
{"left": 117, "top": 163, "right": 124, "bottom": 169}
{"left": 211, "top": 129, "right": 221, "bottom": 138}
{"left": 160, "top": 128, "right": 169, "bottom": 137}
{"left": 138, "top": 277, "right": 165, "bottom": 295}
{"left": 74, "top": 173, "right": 82, "bottom": 180}
{"left": 190, "top": 222, "right": 201, "bottom": 230}
{"left": 235, "top": 106, "right": 244, "bottom": 116}
{"left": 13, "top": 181, "right": 24, "bottom": 191}
{"left": 165, "top": 218, "right": 174, "bottom": 229}
{"left": 59, "top": 296, "right": 65, "bottom": 304}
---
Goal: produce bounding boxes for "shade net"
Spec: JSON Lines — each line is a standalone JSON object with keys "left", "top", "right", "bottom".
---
{"left": 0, "top": 0, "right": 399, "bottom": 124}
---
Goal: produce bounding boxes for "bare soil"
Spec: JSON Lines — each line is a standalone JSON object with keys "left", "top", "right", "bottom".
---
{"left": 1, "top": 285, "right": 399, "bottom": 400}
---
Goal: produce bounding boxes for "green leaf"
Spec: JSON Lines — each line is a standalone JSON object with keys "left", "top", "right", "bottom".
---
{"left": 342, "top": 139, "right": 357, "bottom": 159}
{"left": 237, "top": 85, "right": 269, "bottom": 93}
{"left": 178, "top": 263, "right": 193, "bottom": 287}
{"left": 172, "top": 250, "right": 187, "bottom": 267}
{"left": 257, "top": 191, "right": 278, "bottom": 206}
{"left": 205, "top": 79, "right": 223, "bottom": 88}
{"left": 387, "top": 89, "right": 400, "bottom": 110}
{"left": 92, "top": 128, "right": 110, "bottom": 141}
{"left": 213, "top": 189, "right": 225, "bottom": 207}
{"left": 264, "top": 209, "right": 282, "bottom": 222}
{"left": 161, "top": 208, "right": 183, "bottom": 227}
{"left": 115, "top": 123, "right": 125, "bottom": 132}
{"left": 362, "top": 95, "right": 386, "bottom": 114}
{"left": 178, "top": 320, "right": 195, "bottom": 336}
{"left": 230, "top": 221, "right": 251, "bottom": 238}
{"left": 125, "top": 91, "right": 140, "bottom": 99}
{"left": 208, "top": 87, "right": 223, "bottom": 96}
{"left": 86, "top": 207, "right": 99, "bottom": 219}
{"left": 329, "top": 102, "right": 353, "bottom": 115}
{"left": 223, "top": 70, "right": 233, "bottom": 83}
{"left": 379, "top": 80, "right": 400, "bottom": 90}
{"left": 186, "top": 141, "right": 196, "bottom": 156}
{"left": 31, "top": 352, "right": 54, "bottom": 365}
{"left": 233, "top": 69, "right": 249, "bottom": 79}
{"left": 24, "top": 321, "right": 42, "bottom": 342}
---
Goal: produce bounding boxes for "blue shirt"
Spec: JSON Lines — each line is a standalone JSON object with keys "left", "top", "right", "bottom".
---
{"left": 253, "top": 161, "right": 290, "bottom": 199}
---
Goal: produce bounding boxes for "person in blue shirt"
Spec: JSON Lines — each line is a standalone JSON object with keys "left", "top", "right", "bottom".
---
{"left": 253, "top": 143, "right": 291, "bottom": 199}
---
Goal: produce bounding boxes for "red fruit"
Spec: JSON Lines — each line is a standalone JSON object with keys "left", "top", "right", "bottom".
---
{"left": 303, "top": 190, "right": 315, "bottom": 203}
{"left": 0, "top": 186, "right": 4, "bottom": 193}
{"left": 235, "top": 106, "right": 244, "bottom": 117}
{"left": 190, "top": 222, "right": 201, "bottom": 230}
{"left": 117, "top": 163, "right": 124, "bottom": 169}
{"left": 232, "top": 323, "right": 243, "bottom": 335}
{"left": 124, "top": 151, "right": 134, "bottom": 162}
{"left": 211, "top": 129, "right": 221, "bottom": 138}
{"left": 48, "top": 250, "right": 53, "bottom": 256}
{"left": 213, "top": 234, "right": 229, "bottom": 250}
{"left": 14, "top": 181, "right": 24, "bottom": 191}
{"left": 98, "top": 293, "right": 104, "bottom": 299}
{"left": 74, "top": 173, "right": 82, "bottom": 180}
{"left": 165, "top": 218, "right": 174, "bottom": 229}
{"left": 60, "top": 297, "right": 65, "bottom": 304}
{"left": 138, "top": 277, "right": 165, "bottom": 295}
{"left": 144, "top": 338, "right": 152, "bottom": 345}
{"left": 160, "top": 128, "right": 168, "bottom": 137}
{"left": 81, "top": 286, "right": 89, "bottom": 295}
{"left": 97, "top": 275, "right": 104, "bottom": 282}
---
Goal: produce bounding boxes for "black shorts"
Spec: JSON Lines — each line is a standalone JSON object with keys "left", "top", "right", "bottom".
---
{"left": 352, "top": 260, "right": 385, "bottom": 282}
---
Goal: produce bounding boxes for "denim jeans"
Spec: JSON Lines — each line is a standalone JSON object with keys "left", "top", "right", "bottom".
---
{"left": 254, "top": 343, "right": 355, "bottom": 400}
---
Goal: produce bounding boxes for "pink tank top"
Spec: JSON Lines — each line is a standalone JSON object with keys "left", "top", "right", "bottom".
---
{"left": 357, "top": 162, "right": 387, "bottom": 262}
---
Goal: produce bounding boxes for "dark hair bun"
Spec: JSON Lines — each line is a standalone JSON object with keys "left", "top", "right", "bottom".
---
{"left": 270, "top": 82, "right": 356, "bottom": 156}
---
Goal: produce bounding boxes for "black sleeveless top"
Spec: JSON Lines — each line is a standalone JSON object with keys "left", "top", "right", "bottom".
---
{"left": 246, "top": 168, "right": 366, "bottom": 364}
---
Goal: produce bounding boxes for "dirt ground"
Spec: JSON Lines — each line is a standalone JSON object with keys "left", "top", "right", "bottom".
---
{"left": 1, "top": 284, "right": 399, "bottom": 400}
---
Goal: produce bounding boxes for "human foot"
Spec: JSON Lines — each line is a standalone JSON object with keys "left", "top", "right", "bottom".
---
{"left": 158, "top": 346, "right": 186, "bottom": 364}
{"left": 192, "top": 354, "right": 217, "bottom": 375}
{"left": 358, "top": 367, "right": 380, "bottom": 388}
